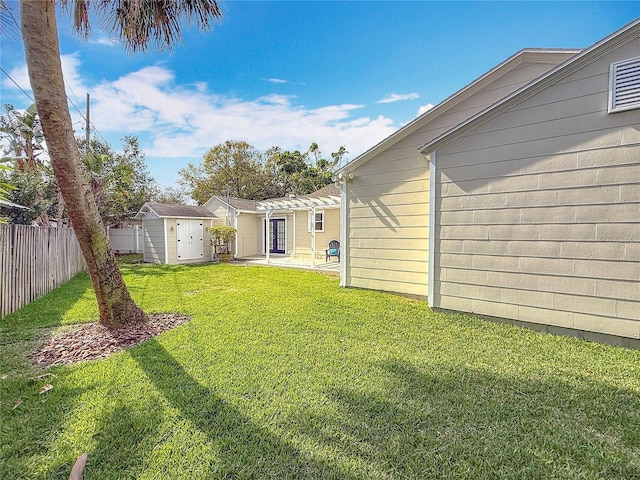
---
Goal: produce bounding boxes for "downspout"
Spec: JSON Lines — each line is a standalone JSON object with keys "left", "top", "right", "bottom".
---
{"left": 233, "top": 209, "right": 238, "bottom": 258}
{"left": 292, "top": 210, "right": 296, "bottom": 258}
{"left": 265, "top": 209, "right": 272, "bottom": 264}
{"left": 339, "top": 178, "right": 348, "bottom": 287}
{"left": 428, "top": 152, "right": 436, "bottom": 307}
{"left": 311, "top": 205, "right": 316, "bottom": 268}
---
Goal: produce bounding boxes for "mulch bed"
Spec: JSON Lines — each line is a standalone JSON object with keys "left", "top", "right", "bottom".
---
{"left": 32, "top": 313, "right": 191, "bottom": 368}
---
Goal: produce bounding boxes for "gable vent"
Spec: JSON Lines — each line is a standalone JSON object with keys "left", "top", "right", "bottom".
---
{"left": 609, "top": 56, "right": 640, "bottom": 113}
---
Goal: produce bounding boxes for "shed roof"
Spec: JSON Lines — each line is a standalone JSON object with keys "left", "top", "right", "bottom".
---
{"left": 419, "top": 18, "right": 640, "bottom": 154}
{"left": 134, "top": 202, "right": 217, "bottom": 219}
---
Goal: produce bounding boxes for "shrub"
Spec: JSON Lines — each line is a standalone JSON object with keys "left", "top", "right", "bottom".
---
{"left": 208, "top": 225, "right": 236, "bottom": 254}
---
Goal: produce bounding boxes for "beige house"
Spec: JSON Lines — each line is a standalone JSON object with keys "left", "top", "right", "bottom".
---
{"left": 337, "top": 48, "right": 579, "bottom": 297}
{"left": 338, "top": 19, "right": 640, "bottom": 345}
{"left": 257, "top": 184, "right": 341, "bottom": 266}
{"left": 203, "top": 184, "right": 341, "bottom": 266}
{"left": 203, "top": 196, "right": 259, "bottom": 258}
{"left": 134, "top": 203, "right": 217, "bottom": 264}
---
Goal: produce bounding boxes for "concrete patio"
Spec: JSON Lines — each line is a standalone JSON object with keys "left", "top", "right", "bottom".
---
{"left": 234, "top": 255, "right": 340, "bottom": 274}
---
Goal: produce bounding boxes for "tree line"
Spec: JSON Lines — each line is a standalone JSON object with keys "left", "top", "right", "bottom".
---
{"left": 1, "top": 105, "right": 347, "bottom": 225}
{"left": 179, "top": 140, "right": 347, "bottom": 204}
{"left": 0, "top": 103, "right": 168, "bottom": 225}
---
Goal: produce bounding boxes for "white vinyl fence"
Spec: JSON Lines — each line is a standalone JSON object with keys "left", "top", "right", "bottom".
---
{"left": 107, "top": 226, "right": 143, "bottom": 254}
{"left": 0, "top": 225, "right": 86, "bottom": 318}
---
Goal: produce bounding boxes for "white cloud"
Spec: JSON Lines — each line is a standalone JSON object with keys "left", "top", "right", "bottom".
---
{"left": 4, "top": 58, "right": 399, "bottom": 185}
{"left": 2, "top": 64, "right": 31, "bottom": 98}
{"left": 377, "top": 92, "right": 419, "bottom": 104}
{"left": 2, "top": 53, "right": 89, "bottom": 104}
{"left": 417, "top": 103, "right": 435, "bottom": 116}
{"left": 91, "top": 36, "right": 118, "bottom": 47}
{"left": 82, "top": 64, "right": 398, "bottom": 161}
{"left": 265, "top": 78, "right": 288, "bottom": 84}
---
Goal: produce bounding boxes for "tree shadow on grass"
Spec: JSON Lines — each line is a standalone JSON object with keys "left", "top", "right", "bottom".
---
{"left": 87, "top": 398, "right": 165, "bottom": 480}
{"left": 122, "top": 339, "right": 353, "bottom": 479}
{"left": 289, "top": 358, "right": 640, "bottom": 479}
{"left": 0, "top": 379, "right": 96, "bottom": 479}
{"left": 0, "top": 273, "right": 99, "bottom": 377}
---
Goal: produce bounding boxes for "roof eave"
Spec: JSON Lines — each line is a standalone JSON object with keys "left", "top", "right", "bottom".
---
{"left": 337, "top": 48, "right": 581, "bottom": 174}
{"left": 134, "top": 205, "right": 157, "bottom": 220}
{"left": 204, "top": 195, "right": 234, "bottom": 209}
{"left": 419, "top": 18, "right": 640, "bottom": 155}
{"left": 0, "top": 199, "right": 29, "bottom": 209}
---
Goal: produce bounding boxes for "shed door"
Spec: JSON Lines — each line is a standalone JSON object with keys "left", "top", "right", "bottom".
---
{"left": 177, "top": 219, "right": 204, "bottom": 260}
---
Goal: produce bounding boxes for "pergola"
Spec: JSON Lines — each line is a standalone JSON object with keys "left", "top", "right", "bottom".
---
{"left": 256, "top": 187, "right": 341, "bottom": 267}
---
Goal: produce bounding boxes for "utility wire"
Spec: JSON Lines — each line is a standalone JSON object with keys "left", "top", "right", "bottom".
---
{"left": 0, "top": 66, "right": 35, "bottom": 103}
{"left": 64, "top": 78, "right": 83, "bottom": 108}
{"left": 63, "top": 80, "right": 109, "bottom": 145}
{"left": 1, "top": 67, "right": 108, "bottom": 149}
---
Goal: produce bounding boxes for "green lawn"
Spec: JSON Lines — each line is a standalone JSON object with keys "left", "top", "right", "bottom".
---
{"left": 1, "top": 261, "right": 639, "bottom": 479}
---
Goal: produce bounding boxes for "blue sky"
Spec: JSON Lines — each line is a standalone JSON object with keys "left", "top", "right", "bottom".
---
{"left": 1, "top": 1, "right": 639, "bottom": 187}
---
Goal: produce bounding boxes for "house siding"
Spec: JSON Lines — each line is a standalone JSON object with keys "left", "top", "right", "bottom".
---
{"left": 204, "top": 198, "right": 233, "bottom": 227}
{"left": 142, "top": 218, "right": 166, "bottom": 264}
{"left": 292, "top": 208, "right": 341, "bottom": 261}
{"left": 434, "top": 38, "right": 640, "bottom": 339}
{"left": 345, "top": 60, "right": 563, "bottom": 298}
{"left": 347, "top": 152, "right": 430, "bottom": 297}
{"left": 236, "top": 214, "right": 259, "bottom": 257}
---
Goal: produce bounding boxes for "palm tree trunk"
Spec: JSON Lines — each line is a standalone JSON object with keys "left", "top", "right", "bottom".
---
{"left": 20, "top": 0, "right": 145, "bottom": 329}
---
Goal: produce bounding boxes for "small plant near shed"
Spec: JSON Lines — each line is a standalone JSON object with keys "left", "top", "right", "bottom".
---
{"left": 208, "top": 225, "right": 236, "bottom": 261}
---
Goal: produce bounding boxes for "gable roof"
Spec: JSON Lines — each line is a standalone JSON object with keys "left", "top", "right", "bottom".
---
{"left": 337, "top": 48, "right": 581, "bottom": 174}
{"left": 226, "top": 197, "right": 258, "bottom": 212}
{"left": 258, "top": 184, "right": 341, "bottom": 210}
{"left": 299, "top": 183, "right": 340, "bottom": 199}
{"left": 134, "top": 202, "right": 217, "bottom": 219}
{"left": 419, "top": 18, "right": 640, "bottom": 155}
{"left": 203, "top": 195, "right": 258, "bottom": 213}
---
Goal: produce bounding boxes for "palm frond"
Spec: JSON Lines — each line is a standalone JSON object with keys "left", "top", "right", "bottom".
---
{"left": 63, "top": 0, "right": 224, "bottom": 52}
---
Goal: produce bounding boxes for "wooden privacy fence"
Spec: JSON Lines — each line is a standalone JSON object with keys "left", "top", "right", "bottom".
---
{"left": 0, "top": 225, "right": 86, "bottom": 318}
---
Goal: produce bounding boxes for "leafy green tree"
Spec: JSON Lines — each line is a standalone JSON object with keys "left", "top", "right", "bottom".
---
{"left": 20, "top": 0, "right": 223, "bottom": 329}
{"left": 0, "top": 158, "right": 12, "bottom": 198}
{"left": 262, "top": 147, "right": 307, "bottom": 196}
{"left": 0, "top": 103, "right": 52, "bottom": 224}
{"left": 79, "top": 136, "right": 156, "bottom": 225}
{"left": 0, "top": 157, "right": 16, "bottom": 223}
{"left": 150, "top": 185, "right": 190, "bottom": 205}
{"left": 179, "top": 140, "right": 267, "bottom": 203}
{"left": 305, "top": 144, "right": 347, "bottom": 193}
{"left": 264, "top": 143, "right": 346, "bottom": 196}
{"left": 181, "top": 141, "right": 348, "bottom": 202}
{"left": 208, "top": 225, "right": 236, "bottom": 254}
{"left": 0, "top": 168, "right": 52, "bottom": 224}
{"left": 0, "top": 104, "right": 45, "bottom": 173}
